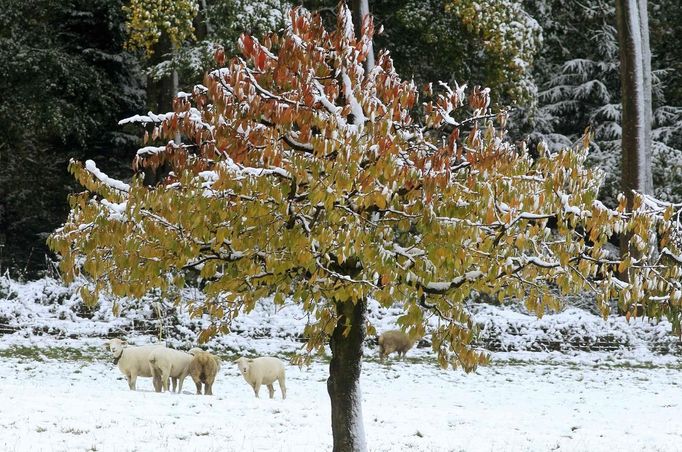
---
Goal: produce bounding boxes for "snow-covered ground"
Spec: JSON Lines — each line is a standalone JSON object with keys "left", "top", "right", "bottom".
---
{"left": 0, "top": 353, "right": 681, "bottom": 452}
{"left": 2, "top": 276, "right": 682, "bottom": 451}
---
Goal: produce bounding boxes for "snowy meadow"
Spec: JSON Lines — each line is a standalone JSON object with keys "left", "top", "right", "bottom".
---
{"left": 1, "top": 277, "right": 682, "bottom": 451}
{"left": 1, "top": 348, "right": 681, "bottom": 452}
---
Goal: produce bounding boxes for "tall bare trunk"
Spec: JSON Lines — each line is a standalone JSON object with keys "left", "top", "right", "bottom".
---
{"left": 637, "top": 0, "right": 652, "bottom": 195}
{"left": 327, "top": 298, "right": 367, "bottom": 452}
{"left": 199, "top": 0, "right": 212, "bottom": 36}
{"left": 616, "top": 0, "right": 655, "bottom": 287}
{"left": 617, "top": 0, "right": 653, "bottom": 203}
{"left": 172, "top": 64, "right": 181, "bottom": 145}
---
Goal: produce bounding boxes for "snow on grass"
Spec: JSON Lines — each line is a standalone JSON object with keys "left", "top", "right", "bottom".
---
{"left": 0, "top": 353, "right": 681, "bottom": 452}
{"left": 2, "top": 276, "right": 682, "bottom": 450}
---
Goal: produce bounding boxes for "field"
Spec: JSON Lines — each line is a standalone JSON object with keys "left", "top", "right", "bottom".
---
{"left": 1, "top": 346, "right": 681, "bottom": 452}
{"left": 2, "top": 278, "right": 682, "bottom": 451}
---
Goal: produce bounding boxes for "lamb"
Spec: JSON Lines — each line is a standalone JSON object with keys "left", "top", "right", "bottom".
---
{"left": 234, "top": 356, "right": 286, "bottom": 399}
{"left": 148, "top": 347, "right": 194, "bottom": 393}
{"left": 378, "top": 330, "right": 416, "bottom": 362}
{"left": 187, "top": 347, "right": 221, "bottom": 395}
{"left": 105, "top": 338, "right": 165, "bottom": 390}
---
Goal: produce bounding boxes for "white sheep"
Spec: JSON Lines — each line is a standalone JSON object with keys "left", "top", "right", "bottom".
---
{"left": 378, "top": 329, "right": 416, "bottom": 362}
{"left": 105, "top": 338, "right": 165, "bottom": 390}
{"left": 188, "top": 347, "right": 222, "bottom": 395}
{"left": 233, "top": 356, "right": 287, "bottom": 399}
{"left": 148, "top": 347, "right": 194, "bottom": 393}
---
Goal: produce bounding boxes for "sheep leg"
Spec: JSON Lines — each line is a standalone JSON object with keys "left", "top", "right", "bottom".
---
{"left": 149, "top": 363, "right": 160, "bottom": 392}
{"left": 267, "top": 384, "right": 275, "bottom": 399}
{"left": 152, "top": 374, "right": 162, "bottom": 393}
{"left": 176, "top": 375, "right": 186, "bottom": 393}
{"left": 205, "top": 375, "right": 215, "bottom": 396}
{"left": 194, "top": 380, "right": 202, "bottom": 395}
{"left": 162, "top": 370, "right": 170, "bottom": 392}
{"left": 171, "top": 377, "right": 178, "bottom": 393}
{"left": 128, "top": 371, "right": 138, "bottom": 390}
{"left": 252, "top": 380, "right": 261, "bottom": 398}
{"left": 278, "top": 375, "right": 287, "bottom": 400}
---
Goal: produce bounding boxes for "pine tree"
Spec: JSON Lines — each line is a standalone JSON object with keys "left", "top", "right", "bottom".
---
{"left": 0, "top": 0, "right": 144, "bottom": 276}
{"left": 527, "top": 0, "right": 682, "bottom": 206}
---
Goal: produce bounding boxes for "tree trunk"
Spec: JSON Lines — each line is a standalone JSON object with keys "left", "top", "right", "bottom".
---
{"left": 616, "top": 0, "right": 655, "bottom": 291}
{"left": 325, "top": 5, "right": 373, "bottom": 451}
{"left": 327, "top": 298, "right": 368, "bottom": 452}
{"left": 616, "top": 0, "right": 653, "bottom": 203}
{"left": 351, "top": 0, "right": 374, "bottom": 69}
{"left": 172, "top": 64, "right": 181, "bottom": 146}
{"left": 638, "top": 0, "right": 653, "bottom": 195}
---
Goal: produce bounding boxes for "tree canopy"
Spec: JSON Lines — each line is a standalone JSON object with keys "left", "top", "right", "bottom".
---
{"left": 49, "top": 4, "right": 682, "bottom": 369}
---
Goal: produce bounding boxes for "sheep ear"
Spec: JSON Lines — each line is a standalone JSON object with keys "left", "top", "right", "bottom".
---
{"left": 103, "top": 340, "right": 111, "bottom": 349}
{"left": 121, "top": 340, "right": 128, "bottom": 346}
{"left": 247, "top": 358, "right": 253, "bottom": 363}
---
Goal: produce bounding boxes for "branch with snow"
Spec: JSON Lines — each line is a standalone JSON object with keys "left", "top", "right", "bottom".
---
{"left": 84, "top": 160, "right": 130, "bottom": 193}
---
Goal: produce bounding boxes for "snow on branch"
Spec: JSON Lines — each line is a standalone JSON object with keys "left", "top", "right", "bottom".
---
{"left": 100, "top": 199, "right": 127, "bottom": 222}
{"left": 661, "top": 248, "right": 682, "bottom": 265}
{"left": 136, "top": 145, "right": 167, "bottom": 156}
{"left": 341, "top": 70, "right": 366, "bottom": 132}
{"left": 119, "top": 111, "right": 174, "bottom": 125}
{"left": 641, "top": 194, "right": 682, "bottom": 210}
{"left": 119, "top": 109, "right": 213, "bottom": 132}
{"left": 84, "top": 160, "right": 130, "bottom": 193}
{"left": 206, "top": 155, "right": 292, "bottom": 182}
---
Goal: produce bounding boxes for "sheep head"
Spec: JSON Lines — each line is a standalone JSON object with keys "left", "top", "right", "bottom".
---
{"left": 234, "top": 357, "right": 252, "bottom": 376}
{"left": 106, "top": 338, "right": 128, "bottom": 364}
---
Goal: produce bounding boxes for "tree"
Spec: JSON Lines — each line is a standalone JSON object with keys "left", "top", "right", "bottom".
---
{"left": 445, "top": 0, "right": 541, "bottom": 107}
{"left": 308, "top": 0, "right": 541, "bottom": 110}
{"left": 121, "top": 0, "right": 291, "bottom": 185}
{"left": 616, "top": 0, "right": 653, "bottom": 203}
{"left": 124, "top": 0, "right": 291, "bottom": 113}
{"left": 527, "top": 0, "right": 682, "bottom": 206}
{"left": 0, "top": 0, "right": 144, "bottom": 276}
{"left": 650, "top": 0, "right": 682, "bottom": 108}
{"left": 123, "top": 0, "right": 199, "bottom": 115}
{"left": 49, "top": 4, "right": 682, "bottom": 451}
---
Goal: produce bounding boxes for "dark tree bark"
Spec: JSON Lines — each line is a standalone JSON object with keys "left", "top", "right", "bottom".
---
{"left": 327, "top": 298, "right": 368, "bottom": 452}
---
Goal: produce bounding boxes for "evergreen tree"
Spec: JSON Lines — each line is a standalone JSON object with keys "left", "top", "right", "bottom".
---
{"left": 0, "top": 0, "right": 144, "bottom": 276}
{"left": 125, "top": 0, "right": 291, "bottom": 110}
{"left": 527, "top": 0, "right": 682, "bottom": 205}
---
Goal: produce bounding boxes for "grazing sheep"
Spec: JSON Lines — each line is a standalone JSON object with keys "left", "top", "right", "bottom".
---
{"left": 148, "top": 347, "right": 194, "bottom": 393}
{"left": 234, "top": 356, "right": 286, "bottom": 399}
{"left": 188, "top": 347, "right": 221, "bottom": 395}
{"left": 105, "top": 338, "right": 165, "bottom": 390}
{"left": 378, "top": 330, "right": 415, "bottom": 362}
